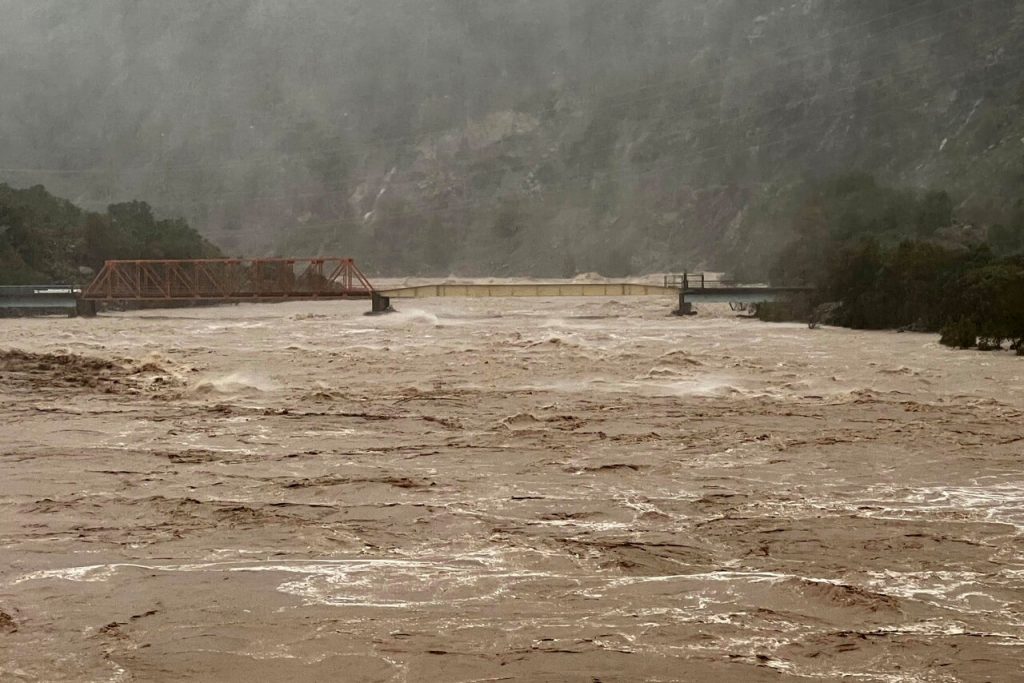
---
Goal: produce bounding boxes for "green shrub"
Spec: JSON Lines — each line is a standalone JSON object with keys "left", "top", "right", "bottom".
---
{"left": 939, "top": 318, "right": 978, "bottom": 349}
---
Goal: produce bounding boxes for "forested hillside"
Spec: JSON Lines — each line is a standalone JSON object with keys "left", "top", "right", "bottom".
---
{"left": 0, "top": 1, "right": 1021, "bottom": 277}
{"left": 757, "top": 172, "right": 1024, "bottom": 351}
{"left": 0, "top": 184, "right": 218, "bottom": 284}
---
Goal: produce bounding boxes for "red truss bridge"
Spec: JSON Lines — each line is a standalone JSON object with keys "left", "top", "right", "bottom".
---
{"left": 82, "top": 258, "right": 374, "bottom": 302}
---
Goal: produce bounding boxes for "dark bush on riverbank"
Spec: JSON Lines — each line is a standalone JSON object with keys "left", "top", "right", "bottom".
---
{"left": 792, "top": 240, "right": 1024, "bottom": 351}
{"left": 767, "top": 173, "right": 1024, "bottom": 352}
{"left": 939, "top": 318, "right": 979, "bottom": 350}
{"left": 754, "top": 294, "right": 816, "bottom": 323}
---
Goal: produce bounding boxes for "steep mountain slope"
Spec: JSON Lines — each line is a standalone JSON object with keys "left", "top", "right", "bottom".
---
{"left": 0, "top": 0, "right": 1021, "bottom": 276}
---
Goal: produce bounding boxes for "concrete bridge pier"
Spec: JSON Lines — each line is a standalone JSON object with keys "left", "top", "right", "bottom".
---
{"left": 76, "top": 298, "right": 97, "bottom": 318}
{"left": 673, "top": 290, "right": 695, "bottom": 316}
{"left": 370, "top": 292, "right": 393, "bottom": 314}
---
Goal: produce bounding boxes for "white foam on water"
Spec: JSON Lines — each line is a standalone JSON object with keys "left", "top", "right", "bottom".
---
{"left": 190, "top": 370, "right": 279, "bottom": 394}
{"left": 605, "top": 569, "right": 841, "bottom": 589}
{"left": 11, "top": 559, "right": 438, "bottom": 585}
{"left": 378, "top": 308, "right": 442, "bottom": 327}
{"left": 272, "top": 560, "right": 562, "bottom": 608}
{"left": 301, "top": 429, "right": 359, "bottom": 437}
{"left": 14, "top": 565, "right": 115, "bottom": 584}
{"left": 866, "top": 569, "right": 1024, "bottom": 618}
{"left": 516, "top": 375, "right": 742, "bottom": 398}
{"left": 910, "top": 483, "right": 1024, "bottom": 526}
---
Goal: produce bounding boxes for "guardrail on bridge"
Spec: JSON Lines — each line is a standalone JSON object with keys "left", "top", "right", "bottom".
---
{"left": 0, "top": 285, "right": 83, "bottom": 317}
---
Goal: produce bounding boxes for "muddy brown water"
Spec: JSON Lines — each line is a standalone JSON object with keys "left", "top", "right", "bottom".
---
{"left": 1, "top": 295, "right": 1022, "bottom": 682}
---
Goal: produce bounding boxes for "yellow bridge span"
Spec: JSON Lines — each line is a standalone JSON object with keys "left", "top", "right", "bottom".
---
{"left": 370, "top": 280, "right": 809, "bottom": 315}
{"left": 377, "top": 282, "right": 679, "bottom": 300}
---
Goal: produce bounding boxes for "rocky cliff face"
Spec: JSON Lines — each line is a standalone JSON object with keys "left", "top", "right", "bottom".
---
{"left": 1, "top": 1, "right": 1021, "bottom": 276}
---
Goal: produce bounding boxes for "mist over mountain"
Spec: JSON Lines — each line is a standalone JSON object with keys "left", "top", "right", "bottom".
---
{"left": 1, "top": 0, "right": 1021, "bottom": 277}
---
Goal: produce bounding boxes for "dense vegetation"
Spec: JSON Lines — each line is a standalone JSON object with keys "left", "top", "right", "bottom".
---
{"left": 0, "top": 184, "right": 219, "bottom": 285}
{"left": 1, "top": 2, "right": 1022, "bottom": 275}
{"left": 767, "top": 173, "right": 1024, "bottom": 352}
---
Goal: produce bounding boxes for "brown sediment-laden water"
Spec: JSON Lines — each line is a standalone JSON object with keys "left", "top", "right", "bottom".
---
{"left": 1, "top": 292, "right": 1022, "bottom": 681}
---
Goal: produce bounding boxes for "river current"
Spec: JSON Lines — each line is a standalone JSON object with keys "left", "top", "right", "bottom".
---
{"left": 1, "top": 291, "right": 1022, "bottom": 681}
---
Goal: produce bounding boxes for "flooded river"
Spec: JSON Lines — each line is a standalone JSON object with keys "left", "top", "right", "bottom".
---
{"left": 1, "top": 294, "right": 1022, "bottom": 681}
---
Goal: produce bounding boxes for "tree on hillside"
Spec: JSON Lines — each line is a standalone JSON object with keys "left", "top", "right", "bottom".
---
{"left": 0, "top": 185, "right": 220, "bottom": 284}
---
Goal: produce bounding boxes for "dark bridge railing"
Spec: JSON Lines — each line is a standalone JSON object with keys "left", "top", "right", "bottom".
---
{"left": 663, "top": 272, "right": 744, "bottom": 290}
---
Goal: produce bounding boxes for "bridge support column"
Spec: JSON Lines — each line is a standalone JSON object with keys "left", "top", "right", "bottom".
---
{"left": 76, "top": 298, "right": 97, "bottom": 318}
{"left": 369, "top": 292, "right": 393, "bottom": 314}
{"left": 672, "top": 290, "right": 695, "bottom": 316}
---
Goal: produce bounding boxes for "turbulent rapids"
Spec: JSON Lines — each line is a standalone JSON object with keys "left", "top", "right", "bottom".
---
{"left": 1, "top": 292, "right": 1022, "bottom": 681}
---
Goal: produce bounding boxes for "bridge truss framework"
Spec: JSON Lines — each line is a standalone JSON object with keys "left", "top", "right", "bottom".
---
{"left": 82, "top": 258, "right": 375, "bottom": 302}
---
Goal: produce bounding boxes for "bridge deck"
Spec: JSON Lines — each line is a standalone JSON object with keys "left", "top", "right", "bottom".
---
{"left": 683, "top": 286, "right": 811, "bottom": 303}
{"left": 378, "top": 283, "right": 680, "bottom": 299}
{"left": 379, "top": 283, "right": 809, "bottom": 301}
{"left": 372, "top": 282, "right": 811, "bottom": 314}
